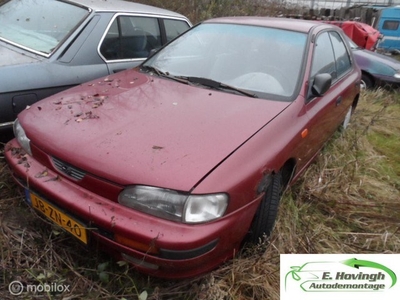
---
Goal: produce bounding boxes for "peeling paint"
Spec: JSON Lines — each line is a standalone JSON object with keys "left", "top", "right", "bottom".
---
{"left": 44, "top": 175, "right": 61, "bottom": 182}
{"left": 35, "top": 168, "right": 49, "bottom": 178}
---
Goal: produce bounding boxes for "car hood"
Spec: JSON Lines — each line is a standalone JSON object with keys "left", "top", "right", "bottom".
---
{"left": 0, "top": 42, "right": 41, "bottom": 66}
{"left": 353, "top": 48, "right": 400, "bottom": 71}
{"left": 19, "top": 69, "right": 290, "bottom": 191}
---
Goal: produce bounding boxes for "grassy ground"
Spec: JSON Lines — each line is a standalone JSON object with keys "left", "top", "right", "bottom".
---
{"left": 1, "top": 89, "right": 399, "bottom": 299}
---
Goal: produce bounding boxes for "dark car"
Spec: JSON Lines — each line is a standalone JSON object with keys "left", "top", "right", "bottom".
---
{"left": 0, "top": 0, "right": 191, "bottom": 132}
{"left": 348, "top": 38, "right": 400, "bottom": 89}
{"left": 5, "top": 17, "right": 361, "bottom": 279}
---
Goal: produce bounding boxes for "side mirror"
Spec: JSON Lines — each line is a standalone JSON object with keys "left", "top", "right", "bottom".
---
{"left": 311, "top": 73, "right": 332, "bottom": 97}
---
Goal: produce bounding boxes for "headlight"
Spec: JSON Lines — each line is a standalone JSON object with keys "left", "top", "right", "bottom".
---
{"left": 394, "top": 72, "right": 400, "bottom": 79}
{"left": 13, "top": 119, "right": 32, "bottom": 155}
{"left": 118, "top": 186, "right": 228, "bottom": 223}
{"left": 184, "top": 194, "right": 228, "bottom": 223}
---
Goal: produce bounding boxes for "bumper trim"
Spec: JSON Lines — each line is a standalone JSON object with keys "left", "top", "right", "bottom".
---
{"left": 160, "top": 239, "right": 218, "bottom": 260}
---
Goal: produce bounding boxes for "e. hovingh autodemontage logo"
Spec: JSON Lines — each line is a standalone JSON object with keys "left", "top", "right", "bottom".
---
{"left": 284, "top": 258, "right": 397, "bottom": 292}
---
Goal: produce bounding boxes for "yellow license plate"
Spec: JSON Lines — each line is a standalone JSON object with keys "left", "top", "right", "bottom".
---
{"left": 30, "top": 193, "right": 88, "bottom": 244}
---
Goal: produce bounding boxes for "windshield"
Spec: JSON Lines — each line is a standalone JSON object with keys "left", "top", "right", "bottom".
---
{"left": 143, "top": 23, "right": 307, "bottom": 99}
{"left": 0, "top": 0, "right": 90, "bottom": 55}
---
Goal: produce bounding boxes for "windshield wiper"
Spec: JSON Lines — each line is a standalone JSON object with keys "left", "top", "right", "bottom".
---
{"left": 181, "top": 76, "right": 258, "bottom": 98}
{"left": 140, "top": 69, "right": 257, "bottom": 98}
{"left": 140, "top": 65, "right": 189, "bottom": 84}
{"left": 141, "top": 65, "right": 163, "bottom": 76}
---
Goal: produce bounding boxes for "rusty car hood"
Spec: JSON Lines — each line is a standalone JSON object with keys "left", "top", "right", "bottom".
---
{"left": 19, "top": 69, "right": 290, "bottom": 191}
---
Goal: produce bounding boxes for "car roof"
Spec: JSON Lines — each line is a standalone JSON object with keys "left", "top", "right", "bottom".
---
{"left": 67, "top": 0, "right": 188, "bottom": 19}
{"left": 203, "top": 17, "right": 332, "bottom": 33}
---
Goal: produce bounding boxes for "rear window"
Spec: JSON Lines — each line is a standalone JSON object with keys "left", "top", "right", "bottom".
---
{"left": 382, "top": 20, "right": 400, "bottom": 31}
{"left": 0, "top": 0, "right": 89, "bottom": 55}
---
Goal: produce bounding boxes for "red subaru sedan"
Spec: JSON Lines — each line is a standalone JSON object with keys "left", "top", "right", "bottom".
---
{"left": 5, "top": 17, "right": 360, "bottom": 279}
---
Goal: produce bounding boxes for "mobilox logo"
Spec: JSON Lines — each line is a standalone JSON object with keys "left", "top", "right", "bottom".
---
{"left": 281, "top": 254, "right": 400, "bottom": 300}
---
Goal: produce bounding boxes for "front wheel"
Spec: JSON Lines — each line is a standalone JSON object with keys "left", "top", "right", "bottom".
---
{"left": 361, "top": 73, "right": 373, "bottom": 90}
{"left": 247, "top": 172, "right": 282, "bottom": 244}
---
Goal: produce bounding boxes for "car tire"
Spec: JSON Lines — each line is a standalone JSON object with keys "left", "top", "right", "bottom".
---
{"left": 361, "top": 73, "right": 373, "bottom": 90}
{"left": 247, "top": 171, "right": 282, "bottom": 244}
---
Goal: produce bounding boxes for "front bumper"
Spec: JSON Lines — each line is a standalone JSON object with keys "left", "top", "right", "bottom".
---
{"left": 4, "top": 139, "right": 261, "bottom": 279}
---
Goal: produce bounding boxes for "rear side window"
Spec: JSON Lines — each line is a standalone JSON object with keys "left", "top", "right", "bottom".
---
{"left": 163, "top": 19, "right": 190, "bottom": 42}
{"left": 100, "top": 16, "right": 162, "bottom": 60}
{"left": 383, "top": 20, "right": 400, "bottom": 30}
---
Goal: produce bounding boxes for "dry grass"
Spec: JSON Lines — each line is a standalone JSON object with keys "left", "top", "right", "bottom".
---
{"left": 1, "top": 89, "right": 399, "bottom": 299}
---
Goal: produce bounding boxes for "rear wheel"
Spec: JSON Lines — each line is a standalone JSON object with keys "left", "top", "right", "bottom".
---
{"left": 247, "top": 172, "right": 282, "bottom": 244}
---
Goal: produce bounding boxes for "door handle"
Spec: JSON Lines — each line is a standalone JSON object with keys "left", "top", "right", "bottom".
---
{"left": 336, "top": 96, "right": 342, "bottom": 106}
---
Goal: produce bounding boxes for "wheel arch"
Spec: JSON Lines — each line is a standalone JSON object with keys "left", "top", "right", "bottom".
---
{"left": 351, "top": 93, "right": 359, "bottom": 111}
{"left": 280, "top": 158, "right": 297, "bottom": 188}
{"left": 361, "top": 71, "right": 375, "bottom": 89}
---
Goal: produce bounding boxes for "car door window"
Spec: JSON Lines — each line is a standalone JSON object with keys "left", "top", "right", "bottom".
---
{"left": 163, "top": 19, "right": 191, "bottom": 42}
{"left": 100, "top": 16, "right": 161, "bottom": 60}
{"left": 329, "top": 31, "right": 352, "bottom": 78}
{"left": 311, "top": 31, "right": 352, "bottom": 83}
{"left": 311, "top": 32, "right": 336, "bottom": 80}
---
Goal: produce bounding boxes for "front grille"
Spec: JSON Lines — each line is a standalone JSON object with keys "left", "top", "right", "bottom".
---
{"left": 52, "top": 157, "right": 86, "bottom": 181}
